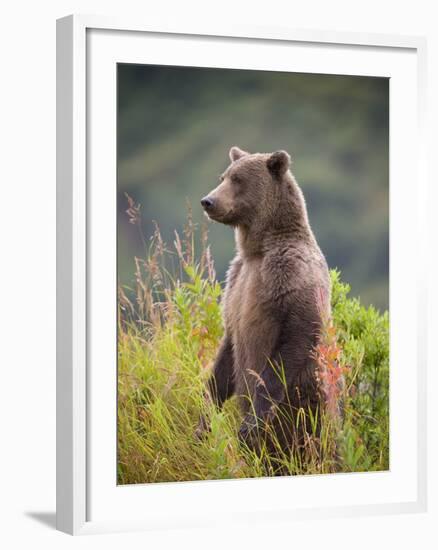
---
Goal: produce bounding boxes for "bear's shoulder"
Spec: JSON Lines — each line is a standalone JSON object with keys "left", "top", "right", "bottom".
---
{"left": 261, "top": 240, "right": 329, "bottom": 296}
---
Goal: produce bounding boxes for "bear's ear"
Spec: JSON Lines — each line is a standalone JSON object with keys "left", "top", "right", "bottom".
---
{"left": 267, "top": 150, "right": 291, "bottom": 178}
{"left": 229, "top": 146, "right": 249, "bottom": 162}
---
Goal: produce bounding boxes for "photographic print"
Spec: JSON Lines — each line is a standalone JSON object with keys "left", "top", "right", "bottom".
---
{"left": 117, "top": 64, "right": 389, "bottom": 484}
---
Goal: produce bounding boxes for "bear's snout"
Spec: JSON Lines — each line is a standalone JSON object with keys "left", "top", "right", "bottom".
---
{"left": 201, "top": 196, "right": 215, "bottom": 211}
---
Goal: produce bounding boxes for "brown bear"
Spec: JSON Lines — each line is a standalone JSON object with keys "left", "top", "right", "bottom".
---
{"left": 199, "top": 146, "right": 331, "bottom": 459}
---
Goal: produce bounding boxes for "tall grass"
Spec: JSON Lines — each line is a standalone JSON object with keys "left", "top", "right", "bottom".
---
{"left": 117, "top": 198, "right": 389, "bottom": 484}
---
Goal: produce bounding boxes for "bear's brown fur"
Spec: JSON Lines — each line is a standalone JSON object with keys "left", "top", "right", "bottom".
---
{"left": 199, "top": 146, "right": 331, "bottom": 457}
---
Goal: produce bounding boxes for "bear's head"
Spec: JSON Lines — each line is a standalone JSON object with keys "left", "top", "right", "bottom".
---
{"left": 201, "top": 146, "right": 293, "bottom": 228}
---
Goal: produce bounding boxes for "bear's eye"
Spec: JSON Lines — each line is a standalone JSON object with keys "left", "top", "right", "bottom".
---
{"left": 231, "top": 175, "right": 243, "bottom": 185}
{"left": 218, "top": 174, "right": 225, "bottom": 183}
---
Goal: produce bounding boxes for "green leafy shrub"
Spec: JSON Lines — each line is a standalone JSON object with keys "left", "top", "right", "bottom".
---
{"left": 331, "top": 270, "right": 389, "bottom": 471}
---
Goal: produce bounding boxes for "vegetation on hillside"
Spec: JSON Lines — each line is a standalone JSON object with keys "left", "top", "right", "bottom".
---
{"left": 117, "top": 204, "right": 389, "bottom": 484}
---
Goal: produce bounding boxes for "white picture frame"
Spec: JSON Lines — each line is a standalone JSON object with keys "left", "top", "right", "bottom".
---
{"left": 56, "top": 14, "right": 428, "bottom": 535}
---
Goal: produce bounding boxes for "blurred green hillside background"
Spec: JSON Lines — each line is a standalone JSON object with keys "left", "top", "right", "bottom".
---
{"left": 118, "top": 64, "right": 389, "bottom": 311}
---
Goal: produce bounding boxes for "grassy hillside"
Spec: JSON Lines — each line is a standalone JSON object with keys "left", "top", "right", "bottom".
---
{"left": 117, "top": 65, "right": 389, "bottom": 311}
{"left": 117, "top": 216, "right": 389, "bottom": 484}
